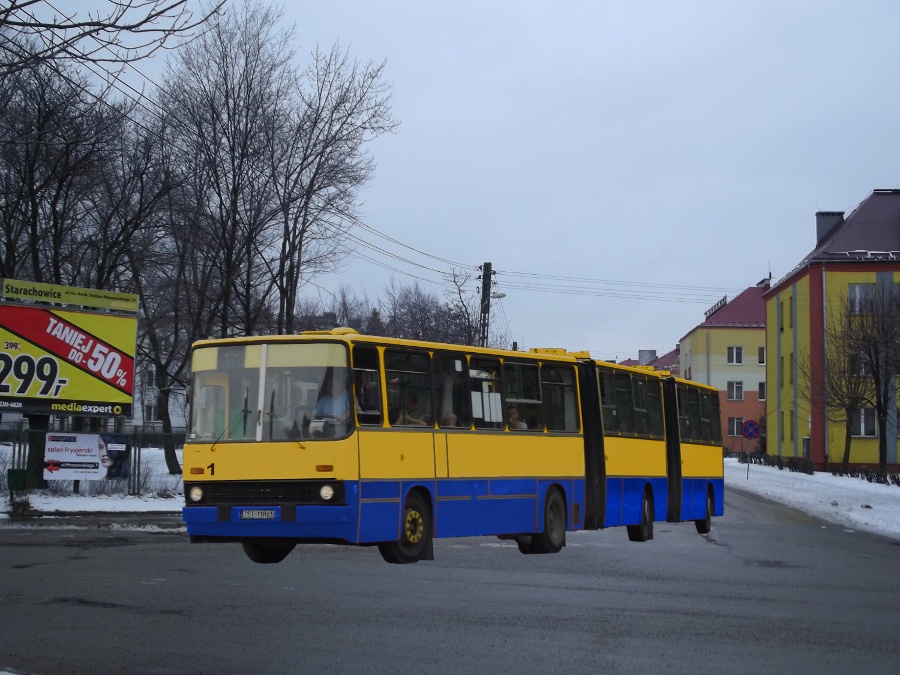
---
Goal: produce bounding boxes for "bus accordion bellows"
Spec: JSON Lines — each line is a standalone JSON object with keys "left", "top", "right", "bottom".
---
{"left": 182, "top": 329, "right": 724, "bottom": 564}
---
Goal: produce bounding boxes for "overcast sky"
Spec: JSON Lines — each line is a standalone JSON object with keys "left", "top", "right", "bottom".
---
{"left": 273, "top": 0, "right": 900, "bottom": 360}
{"left": 83, "top": 1, "right": 897, "bottom": 359}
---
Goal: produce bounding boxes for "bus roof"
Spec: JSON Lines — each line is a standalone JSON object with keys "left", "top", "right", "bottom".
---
{"left": 191, "top": 328, "right": 582, "bottom": 363}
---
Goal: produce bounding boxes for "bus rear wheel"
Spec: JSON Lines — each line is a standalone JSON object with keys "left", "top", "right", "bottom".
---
{"left": 378, "top": 491, "right": 432, "bottom": 564}
{"left": 695, "top": 489, "right": 713, "bottom": 534}
{"left": 241, "top": 540, "right": 296, "bottom": 564}
{"left": 627, "top": 489, "right": 654, "bottom": 542}
{"left": 523, "top": 487, "right": 566, "bottom": 554}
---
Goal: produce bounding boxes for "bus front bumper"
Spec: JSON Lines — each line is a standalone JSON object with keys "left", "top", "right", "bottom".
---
{"left": 182, "top": 504, "right": 360, "bottom": 544}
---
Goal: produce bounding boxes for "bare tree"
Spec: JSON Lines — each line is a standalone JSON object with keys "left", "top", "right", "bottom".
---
{"left": 799, "top": 294, "right": 873, "bottom": 471}
{"left": 121, "top": 116, "right": 188, "bottom": 474}
{"left": 802, "top": 285, "right": 900, "bottom": 472}
{"left": 0, "top": 0, "right": 225, "bottom": 76}
{"left": 159, "top": 0, "right": 290, "bottom": 338}
{"left": 0, "top": 58, "right": 121, "bottom": 282}
{"left": 852, "top": 282, "right": 900, "bottom": 472}
{"left": 160, "top": 2, "right": 396, "bottom": 339}
{"left": 0, "top": 55, "right": 174, "bottom": 482}
{"left": 378, "top": 278, "right": 493, "bottom": 345}
{"left": 266, "top": 45, "right": 397, "bottom": 333}
{"left": 443, "top": 268, "right": 480, "bottom": 346}
{"left": 382, "top": 280, "right": 444, "bottom": 342}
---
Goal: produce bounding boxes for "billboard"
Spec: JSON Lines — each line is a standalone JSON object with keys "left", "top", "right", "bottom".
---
{"left": 0, "top": 281, "right": 138, "bottom": 417}
{"left": 43, "top": 432, "right": 130, "bottom": 481}
{"left": 1, "top": 278, "right": 138, "bottom": 312}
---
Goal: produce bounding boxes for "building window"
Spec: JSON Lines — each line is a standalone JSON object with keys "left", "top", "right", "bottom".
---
{"left": 727, "top": 346, "right": 743, "bottom": 365}
{"left": 727, "top": 381, "right": 743, "bottom": 401}
{"left": 758, "top": 347, "right": 765, "bottom": 365}
{"left": 758, "top": 382, "right": 766, "bottom": 401}
{"left": 851, "top": 348, "right": 872, "bottom": 376}
{"left": 851, "top": 408, "right": 877, "bottom": 437}
{"left": 727, "top": 417, "right": 744, "bottom": 437}
{"left": 849, "top": 283, "right": 875, "bottom": 314}
{"left": 144, "top": 403, "right": 158, "bottom": 422}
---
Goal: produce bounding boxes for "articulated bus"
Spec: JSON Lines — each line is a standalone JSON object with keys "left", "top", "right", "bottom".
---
{"left": 182, "top": 329, "right": 723, "bottom": 564}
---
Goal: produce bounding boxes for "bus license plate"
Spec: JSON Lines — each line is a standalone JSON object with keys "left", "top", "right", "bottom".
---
{"left": 240, "top": 509, "right": 275, "bottom": 520}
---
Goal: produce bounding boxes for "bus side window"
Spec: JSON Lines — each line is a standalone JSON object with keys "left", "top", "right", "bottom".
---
{"left": 699, "top": 390, "right": 712, "bottom": 442}
{"left": 632, "top": 375, "right": 650, "bottom": 436}
{"left": 434, "top": 352, "right": 469, "bottom": 428}
{"left": 503, "top": 361, "right": 541, "bottom": 431}
{"left": 353, "top": 345, "right": 383, "bottom": 426}
{"left": 615, "top": 372, "right": 634, "bottom": 435}
{"left": 647, "top": 379, "right": 665, "bottom": 438}
{"left": 542, "top": 364, "right": 579, "bottom": 432}
{"left": 470, "top": 357, "right": 502, "bottom": 429}
{"left": 688, "top": 387, "right": 702, "bottom": 441}
{"left": 385, "top": 348, "right": 433, "bottom": 427}
{"left": 677, "top": 385, "right": 691, "bottom": 440}
{"left": 598, "top": 368, "right": 618, "bottom": 434}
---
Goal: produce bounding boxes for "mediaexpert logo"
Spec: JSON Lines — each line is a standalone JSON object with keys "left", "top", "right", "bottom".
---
{"left": 51, "top": 402, "right": 116, "bottom": 414}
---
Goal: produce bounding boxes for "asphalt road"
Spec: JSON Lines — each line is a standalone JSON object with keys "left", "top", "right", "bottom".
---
{"left": 1, "top": 489, "right": 899, "bottom": 675}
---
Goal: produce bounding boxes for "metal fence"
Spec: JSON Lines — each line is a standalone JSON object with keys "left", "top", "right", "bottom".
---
{"left": 1, "top": 424, "right": 185, "bottom": 499}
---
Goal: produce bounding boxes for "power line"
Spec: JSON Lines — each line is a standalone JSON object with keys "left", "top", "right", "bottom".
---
{"left": 22, "top": 11, "right": 747, "bottom": 310}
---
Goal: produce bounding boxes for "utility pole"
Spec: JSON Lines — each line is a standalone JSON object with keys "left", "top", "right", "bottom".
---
{"left": 478, "top": 262, "right": 493, "bottom": 347}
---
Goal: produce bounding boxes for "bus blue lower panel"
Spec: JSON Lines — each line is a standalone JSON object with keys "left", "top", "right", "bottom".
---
{"left": 681, "top": 478, "right": 725, "bottom": 520}
{"left": 362, "top": 477, "right": 581, "bottom": 541}
{"left": 184, "top": 477, "right": 585, "bottom": 544}
{"left": 680, "top": 477, "right": 725, "bottom": 521}
{"left": 606, "top": 476, "right": 668, "bottom": 528}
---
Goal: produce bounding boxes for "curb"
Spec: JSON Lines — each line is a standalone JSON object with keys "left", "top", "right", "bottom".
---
{"left": 0, "top": 510, "right": 185, "bottom": 530}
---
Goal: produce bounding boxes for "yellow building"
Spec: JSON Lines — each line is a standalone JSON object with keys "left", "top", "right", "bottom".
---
{"left": 680, "top": 280, "right": 768, "bottom": 453}
{"left": 764, "top": 190, "right": 900, "bottom": 469}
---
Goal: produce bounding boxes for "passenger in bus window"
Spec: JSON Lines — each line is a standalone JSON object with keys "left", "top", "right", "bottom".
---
{"left": 440, "top": 411, "right": 458, "bottom": 427}
{"left": 396, "top": 392, "right": 429, "bottom": 426}
{"left": 315, "top": 374, "right": 350, "bottom": 422}
{"left": 507, "top": 406, "right": 527, "bottom": 429}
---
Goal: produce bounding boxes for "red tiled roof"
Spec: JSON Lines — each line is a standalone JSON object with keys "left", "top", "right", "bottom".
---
{"left": 698, "top": 285, "right": 767, "bottom": 328}
{"left": 770, "top": 189, "right": 900, "bottom": 294}
{"left": 650, "top": 347, "right": 679, "bottom": 368}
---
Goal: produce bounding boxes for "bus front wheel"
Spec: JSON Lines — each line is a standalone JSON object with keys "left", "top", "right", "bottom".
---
{"left": 378, "top": 491, "right": 432, "bottom": 564}
{"left": 241, "top": 540, "right": 296, "bottom": 564}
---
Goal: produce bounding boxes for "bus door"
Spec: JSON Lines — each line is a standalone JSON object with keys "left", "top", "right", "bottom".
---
{"left": 432, "top": 351, "right": 470, "bottom": 478}
{"left": 662, "top": 377, "right": 683, "bottom": 522}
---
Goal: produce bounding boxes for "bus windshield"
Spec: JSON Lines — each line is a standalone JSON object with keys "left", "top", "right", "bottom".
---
{"left": 188, "top": 341, "right": 351, "bottom": 442}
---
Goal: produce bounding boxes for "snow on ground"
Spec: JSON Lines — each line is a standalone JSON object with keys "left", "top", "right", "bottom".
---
{"left": 2, "top": 443, "right": 900, "bottom": 541}
{"left": 724, "top": 457, "right": 900, "bottom": 541}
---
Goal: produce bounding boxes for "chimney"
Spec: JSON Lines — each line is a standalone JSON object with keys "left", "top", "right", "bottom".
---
{"left": 638, "top": 349, "right": 657, "bottom": 366}
{"left": 816, "top": 211, "right": 844, "bottom": 244}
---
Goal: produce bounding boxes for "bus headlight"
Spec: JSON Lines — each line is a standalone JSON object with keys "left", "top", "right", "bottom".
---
{"left": 319, "top": 485, "right": 335, "bottom": 501}
{"left": 188, "top": 485, "right": 205, "bottom": 503}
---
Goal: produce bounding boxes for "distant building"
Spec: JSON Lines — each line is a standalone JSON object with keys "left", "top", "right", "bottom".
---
{"left": 680, "top": 278, "right": 769, "bottom": 452}
{"left": 619, "top": 347, "right": 680, "bottom": 377}
{"left": 764, "top": 190, "right": 900, "bottom": 470}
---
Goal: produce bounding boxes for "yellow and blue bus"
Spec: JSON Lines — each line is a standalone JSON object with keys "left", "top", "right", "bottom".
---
{"left": 182, "top": 329, "right": 723, "bottom": 564}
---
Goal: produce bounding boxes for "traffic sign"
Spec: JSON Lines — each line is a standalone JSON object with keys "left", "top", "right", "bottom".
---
{"left": 742, "top": 419, "right": 761, "bottom": 440}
